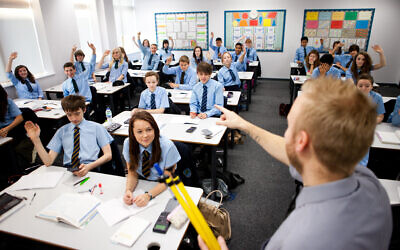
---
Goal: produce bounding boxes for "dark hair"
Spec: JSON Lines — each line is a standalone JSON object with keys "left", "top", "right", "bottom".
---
{"left": 357, "top": 73, "right": 374, "bottom": 85}
{"left": 216, "top": 37, "right": 222, "bottom": 42}
{"left": 193, "top": 46, "right": 204, "bottom": 64}
{"left": 144, "top": 71, "right": 159, "bottom": 82}
{"left": 14, "top": 65, "right": 35, "bottom": 83}
{"left": 301, "top": 36, "right": 309, "bottom": 42}
{"left": 348, "top": 44, "right": 360, "bottom": 53}
{"left": 320, "top": 54, "right": 334, "bottom": 65}
{"left": 351, "top": 52, "right": 372, "bottom": 81}
{"left": 0, "top": 85, "right": 8, "bottom": 122}
{"left": 197, "top": 62, "right": 212, "bottom": 75}
{"left": 119, "top": 47, "right": 129, "bottom": 62}
{"left": 128, "top": 111, "right": 161, "bottom": 172}
{"left": 305, "top": 50, "right": 321, "bottom": 70}
{"left": 179, "top": 55, "right": 189, "bottom": 64}
{"left": 163, "top": 39, "right": 169, "bottom": 47}
{"left": 63, "top": 62, "right": 75, "bottom": 69}
{"left": 74, "top": 49, "right": 85, "bottom": 60}
{"left": 142, "top": 39, "right": 150, "bottom": 47}
{"left": 235, "top": 42, "right": 243, "bottom": 48}
{"left": 61, "top": 95, "right": 86, "bottom": 112}
{"left": 333, "top": 41, "right": 342, "bottom": 55}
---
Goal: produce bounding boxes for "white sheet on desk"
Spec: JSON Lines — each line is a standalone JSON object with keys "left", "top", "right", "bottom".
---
{"left": 376, "top": 131, "right": 400, "bottom": 144}
{"left": 169, "top": 116, "right": 200, "bottom": 124}
{"left": 110, "top": 216, "right": 150, "bottom": 247}
{"left": 13, "top": 100, "right": 42, "bottom": 110}
{"left": 10, "top": 171, "right": 65, "bottom": 191}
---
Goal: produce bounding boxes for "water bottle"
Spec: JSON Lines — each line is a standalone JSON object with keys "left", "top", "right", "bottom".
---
{"left": 105, "top": 107, "right": 112, "bottom": 126}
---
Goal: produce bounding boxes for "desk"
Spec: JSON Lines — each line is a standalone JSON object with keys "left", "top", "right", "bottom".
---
{"left": 380, "top": 179, "right": 400, "bottom": 206}
{"left": 372, "top": 123, "right": 400, "bottom": 150}
{"left": 128, "top": 69, "right": 160, "bottom": 78}
{"left": 383, "top": 97, "right": 397, "bottom": 103}
{"left": 0, "top": 137, "right": 13, "bottom": 146}
{"left": 166, "top": 89, "right": 241, "bottom": 108}
{"left": 0, "top": 166, "right": 203, "bottom": 249}
{"left": 14, "top": 99, "right": 66, "bottom": 120}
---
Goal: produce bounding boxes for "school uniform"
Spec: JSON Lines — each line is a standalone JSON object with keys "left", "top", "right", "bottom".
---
{"left": 6, "top": 73, "right": 43, "bottom": 99}
{"left": 0, "top": 98, "right": 21, "bottom": 128}
{"left": 245, "top": 47, "right": 258, "bottom": 62}
{"left": 62, "top": 54, "right": 96, "bottom": 102}
{"left": 74, "top": 61, "right": 94, "bottom": 82}
{"left": 209, "top": 38, "right": 227, "bottom": 60}
{"left": 230, "top": 52, "right": 247, "bottom": 71}
{"left": 333, "top": 54, "right": 353, "bottom": 75}
{"left": 294, "top": 45, "right": 323, "bottom": 63}
{"left": 189, "top": 79, "right": 223, "bottom": 117}
{"left": 138, "top": 86, "right": 169, "bottom": 110}
{"left": 388, "top": 96, "right": 400, "bottom": 126}
{"left": 345, "top": 66, "right": 374, "bottom": 83}
{"left": 101, "top": 60, "right": 128, "bottom": 82}
{"left": 162, "top": 65, "right": 197, "bottom": 90}
{"left": 122, "top": 135, "right": 181, "bottom": 181}
{"left": 138, "top": 40, "right": 160, "bottom": 71}
{"left": 159, "top": 47, "right": 173, "bottom": 62}
{"left": 190, "top": 56, "right": 211, "bottom": 71}
{"left": 218, "top": 62, "right": 242, "bottom": 88}
{"left": 138, "top": 41, "right": 150, "bottom": 61}
{"left": 47, "top": 119, "right": 113, "bottom": 166}
{"left": 311, "top": 66, "right": 341, "bottom": 79}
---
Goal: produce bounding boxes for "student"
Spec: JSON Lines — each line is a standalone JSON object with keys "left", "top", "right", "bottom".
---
{"left": 190, "top": 62, "right": 223, "bottom": 119}
{"left": 5, "top": 52, "right": 44, "bottom": 99}
{"left": 304, "top": 50, "right": 320, "bottom": 76}
{"left": 122, "top": 111, "right": 180, "bottom": 207}
{"left": 294, "top": 36, "right": 324, "bottom": 64}
{"left": 245, "top": 38, "right": 258, "bottom": 62}
{"left": 209, "top": 32, "right": 227, "bottom": 60}
{"left": 190, "top": 46, "right": 211, "bottom": 71}
{"left": 230, "top": 42, "right": 247, "bottom": 71}
{"left": 346, "top": 45, "right": 386, "bottom": 83}
{"left": 24, "top": 95, "right": 113, "bottom": 177}
{"left": 218, "top": 51, "right": 246, "bottom": 91}
{"left": 388, "top": 96, "right": 400, "bottom": 126}
{"left": 163, "top": 55, "right": 197, "bottom": 90}
{"left": 311, "top": 54, "right": 341, "bottom": 79}
{"left": 159, "top": 37, "right": 174, "bottom": 62}
{"left": 131, "top": 72, "right": 169, "bottom": 115}
{"left": 62, "top": 42, "right": 96, "bottom": 102}
{"left": 331, "top": 43, "right": 359, "bottom": 75}
{"left": 70, "top": 45, "right": 95, "bottom": 82}
{"left": 132, "top": 32, "right": 150, "bottom": 61}
{"left": 357, "top": 74, "right": 385, "bottom": 124}
{"left": 97, "top": 47, "right": 128, "bottom": 83}
{"left": 119, "top": 46, "right": 130, "bottom": 64}
{"left": 0, "top": 85, "right": 23, "bottom": 139}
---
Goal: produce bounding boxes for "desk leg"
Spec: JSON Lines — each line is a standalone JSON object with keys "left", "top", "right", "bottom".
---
{"left": 211, "top": 146, "right": 217, "bottom": 193}
{"left": 248, "top": 79, "right": 252, "bottom": 104}
{"left": 223, "top": 131, "right": 228, "bottom": 171}
{"left": 109, "top": 95, "right": 115, "bottom": 114}
{"left": 46, "top": 92, "right": 51, "bottom": 100}
{"left": 290, "top": 78, "right": 295, "bottom": 104}
{"left": 246, "top": 80, "right": 250, "bottom": 111}
{"left": 127, "top": 86, "right": 132, "bottom": 110}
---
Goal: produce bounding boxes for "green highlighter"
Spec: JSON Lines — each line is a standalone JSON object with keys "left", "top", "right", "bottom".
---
{"left": 80, "top": 177, "right": 90, "bottom": 186}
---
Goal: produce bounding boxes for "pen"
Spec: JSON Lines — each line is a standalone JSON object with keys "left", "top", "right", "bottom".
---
{"left": 30, "top": 193, "right": 36, "bottom": 205}
{"left": 80, "top": 177, "right": 90, "bottom": 186}
{"left": 184, "top": 122, "right": 198, "bottom": 125}
{"left": 90, "top": 184, "right": 97, "bottom": 195}
{"left": 73, "top": 177, "right": 89, "bottom": 186}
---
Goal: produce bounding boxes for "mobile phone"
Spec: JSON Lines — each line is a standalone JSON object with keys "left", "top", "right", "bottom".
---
{"left": 186, "top": 126, "right": 197, "bottom": 133}
{"left": 227, "top": 91, "right": 233, "bottom": 98}
{"left": 153, "top": 211, "right": 171, "bottom": 234}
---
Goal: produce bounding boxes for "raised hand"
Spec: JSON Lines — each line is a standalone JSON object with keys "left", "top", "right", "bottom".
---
{"left": 24, "top": 121, "right": 41, "bottom": 140}
{"left": 9, "top": 52, "right": 18, "bottom": 60}
{"left": 103, "top": 50, "right": 111, "bottom": 57}
{"left": 372, "top": 44, "right": 384, "bottom": 54}
{"left": 211, "top": 32, "right": 214, "bottom": 38}
{"left": 87, "top": 42, "right": 96, "bottom": 52}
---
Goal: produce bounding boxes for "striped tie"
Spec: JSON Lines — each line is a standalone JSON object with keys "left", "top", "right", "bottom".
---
{"left": 151, "top": 93, "right": 156, "bottom": 109}
{"left": 201, "top": 85, "right": 207, "bottom": 112}
{"left": 71, "top": 126, "right": 80, "bottom": 168}
{"left": 142, "top": 150, "right": 151, "bottom": 178}
{"left": 228, "top": 69, "right": 236, "bottom": 82}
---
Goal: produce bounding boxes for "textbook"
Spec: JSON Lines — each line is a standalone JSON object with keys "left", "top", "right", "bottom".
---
{"left": 0, "top": 193, "right": 26, "bottom": 222}
{"left": 376, "top": 130, "right": 400, "bottom": 144}
{"left": 110, "top": 216, "right": 150, "bottom": 247}
{"left": 36, "top": 193, "right": 101, "bottom": 228}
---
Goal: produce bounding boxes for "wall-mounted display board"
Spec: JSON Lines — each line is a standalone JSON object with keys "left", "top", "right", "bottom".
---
{"left": 302, "top": 9, "right": 375, "bottom": 52}
{"left": 155, "top": 11, "right": 208, "bottom": 50}
{"left": 224, "top": 10, "right": 286, "bottom": 52}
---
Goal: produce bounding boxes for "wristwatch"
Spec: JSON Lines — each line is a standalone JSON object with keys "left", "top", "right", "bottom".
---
{"left": 145, "top": 191, "right": 153, "bottom": 200}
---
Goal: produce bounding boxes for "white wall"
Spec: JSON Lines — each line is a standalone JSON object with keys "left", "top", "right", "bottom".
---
{"left": 134, "top": 0, "right": 400, "bottom": 83}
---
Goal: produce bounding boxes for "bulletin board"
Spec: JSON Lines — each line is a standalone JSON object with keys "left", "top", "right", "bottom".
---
{"left": 155, "top": 11, "right": 209, "bottom": 51}
{"left": 302, "top": 9, "right": 375, "bottom": 52}
{"left": 224, "top": 10, "right": 286, "bottom": 52}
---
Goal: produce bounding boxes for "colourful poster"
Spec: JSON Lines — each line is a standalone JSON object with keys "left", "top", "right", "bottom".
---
{"left": 355, "top": 20, "right": 369, "bottom": 29}
{"left": 358, "top": 11, "right": 372, "bottom": 20}
{"left": 239, "top": 20, "right": 248, "bottom": 26}
{"left": 331, "top": 20, "right": 343, "bottom": 29}
{"left": 249, "top": 20, "right": 258, "bottom": 26}
{"left": 319, "top": 20, "right": 330, "bottom": 29}
{"left": 356, "top": 29, "right": 368, "bottom": 38}
{"left": 263, "top": 19, "right": 271, "bottom": 27}
{"left": 329, "top": 29, "right": 342, "bottom": 37}
{"left": 306, "top": 12, "right": 318, "bottom": 20}
{"left": 306, "top": 20, "right": 319, "bottom": 29}
{"left": 331, "top": 11, "right": 345, "bottom": 20}
{"left": 242, "top": 13, "right": 248, "bottom": 19}
{"left": 304, "top": 29, "right": 317, "bottom": 37}
{"left": 267, "top": 12, "right": 277, "bottom": 18}
{"left": 233, "top": 13, "right": 240, "bottom": 19}
{"left": 343, "top": 20, "right": 356, "bottom": 29}
{"left": 344, "top": 12, "right": 357, "bottom": 20}
{"left": 318, "top": 12, "right": 331, "bottom": 20}
{"left": 342, "top": 29, "right": 356, "bottom": 38}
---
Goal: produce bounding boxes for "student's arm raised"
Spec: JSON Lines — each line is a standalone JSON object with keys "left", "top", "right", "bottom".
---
{"left": 371, "top": 45, "right": 386, "bottom": 70}
{"left": 97, "top": 50, "right": 110, "bottom": 69}
{"left": 238, "top": 47, "right": 246, "bottom": 63}
{"left": 70, "top": 45, "right": 77, "bottom": 63}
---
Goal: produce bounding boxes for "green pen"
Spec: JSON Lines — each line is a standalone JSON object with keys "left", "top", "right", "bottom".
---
{"left": 79, "top": 177, "right": 90, "bottom": 186}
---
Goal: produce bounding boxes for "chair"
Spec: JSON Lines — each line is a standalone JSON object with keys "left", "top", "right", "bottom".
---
{"left": 88, "top": 86, "right": 105, "bottom": 123}
{"left": 96, "top": 140, "right": 125, "bottom": 177}
{"left": 165, "top": 98, "right": 182, "bottom": 114}
{"left": 383, "top": 99, "right": 396, "bottom": 122}
{"left": 173, "top": 141, "right": 200, "bottom": 187}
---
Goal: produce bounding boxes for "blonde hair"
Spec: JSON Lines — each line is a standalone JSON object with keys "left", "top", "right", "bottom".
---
{"left": 221, "top": 52, "right": 231, "bottom": 63}
{"left": 109, "top": 47, "right": 125, "bottom": 70}
{"left": 298, "top": 77, "right": 377, "bottom": 174}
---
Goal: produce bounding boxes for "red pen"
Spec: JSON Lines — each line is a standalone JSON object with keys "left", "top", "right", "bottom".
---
{"left": 90, "top": 184, "right": 97, "bottom": 195}
{"left": 99, "top": 183, "right": 103, "bottom": 195}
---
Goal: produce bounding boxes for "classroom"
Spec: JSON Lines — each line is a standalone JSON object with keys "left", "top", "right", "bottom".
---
{"left": 0, "top": 0, "right": 399, "bottom": 249}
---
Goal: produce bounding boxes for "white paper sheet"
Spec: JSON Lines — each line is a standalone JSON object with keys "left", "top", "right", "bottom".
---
{"left": 10, "top": 170, "right": 65, "bottom": 191}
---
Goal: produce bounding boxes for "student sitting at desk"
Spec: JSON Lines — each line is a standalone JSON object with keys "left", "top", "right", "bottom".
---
{"left": 388, "top": 96, "right": 400, "bottom": 127}
{"left": 190, "top": 62, "right": 223, "bottom": 119}
{"left": 131, "top": 72, "right": 169, "bottom": 115}
{"left": 311, "top": 54, "right": 341, "bottom": 79}
{"left": 331, "top": 43, "right": 359, "bottom": 76}
{"left": 133, "top": 35, "right": 160, "bottom": 71}
{"left": 123, "top": 111, "right": 180, "bottom": 207}
{"left": 304, "top": 50, "right": 320, "bottom": 76}
{"left": 218, "top": 51, "right": 246, "bottom": 91}
{"left": 230, "top": 42, "right": 247, "bottom": 71}
{"left": 163, "top": 55, "right": 197, "bottom": 90}
{"left": 346, "top": 45, "right": 386, "bottom": 83}
{"left": 159, "top": 37, "right": 174, "bottom": 62}
{"left": 294, "top": 36, "right": 323, "bottom": 66}
{"left": 209, "top": 32, "right": 227, "bottom": 60}
{"left": 62, "top": 42, "right": 96, "bottom": 102}
{"left": 190, "top": 46, "right": 211, "bottom": 71}
{"left": 24, "top": 95, "right": 113, "bottom": 177}
{"left": 132, "top": 32, "right": 150, "bottom": 61}
{"left": 6, "top": 52, "right": 44, "bottom": 100}
{"left": 70, "top": 45, "right": 95, "bottom": 82}
{"left": 245, "top": 38, "right": 258, "bottom": 63}
{"left": 97, "top": 47, "right": 128, "bottom": 83}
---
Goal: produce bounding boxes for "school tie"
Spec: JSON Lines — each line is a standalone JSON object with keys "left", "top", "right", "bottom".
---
{"left": 303, "top": 47, "right": 307, "bottom": 60}
{"left": 164, "top": 48, "right": 168, "bottom": 54}
{"left": 234, "top": 55, "right": 238, "bottom": 62}
{"left": 196, "top": 57, "right": 201, "bottom": 64}
{"left": 246, "top": 48, "right": 250, "bottom": 58}
{"left": 71, "top": 126, "right": 80, "bottom": 168}
{"left": 201, "top": 85, "right": 207, "bottom": 112}
{"left": 23, "top": 79, "right": 34, "bottom": 92}
{"left": 80, "top": 62, "right": 86, "bottom": 71}
{"left": 180, "top": 71, "right": 185, "bottom": 85}
{"left": 346, "top": 57, "right": 353, "bottom": 68}
{"left": 228, "top": 69, "right": 236, "bottom": 82}
{"left": 114, "top": 60, "right": 119, "bottom": 69}
{"left": 142, "top": 150, "right": 151, "bottom": 178}
{"left": 217, "top": 47, "right": 220, "bottom": 58}
{"left": 150, "top": 93, "right": 156, "bottom": 109}
{"left": 148, "top": 54, "right": 153, "bottom": 65}
{"left": 71, "top": 78, "right": 79, "bottom": 93}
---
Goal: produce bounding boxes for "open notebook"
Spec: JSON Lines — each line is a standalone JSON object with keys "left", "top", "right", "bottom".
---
{"left": 110, "top": 216, "right": 150, "bottom": 247}
{"left": 376, "top": 130, "right": 400, "bottom": 144}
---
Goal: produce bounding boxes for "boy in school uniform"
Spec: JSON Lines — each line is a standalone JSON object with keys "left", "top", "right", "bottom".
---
{"left": 24, "top": 95, "right": 113, "bottom": 177}
{"left": 388, "top": 96, "right": 400, "bottom": 127}
{"left": 218, "top": 50, "right": 246, "bottom": 91}
{"left": 209, "top": 32, "right": 227, "bottom": 60}
{"left": 62, "top": 42, "right": 96, "bottom": 102}
{"left": 230, "top": 42, "right": 247, "bottom": 71}
{"left": 331, "top": 43, "right": 359, "bottom": 76}
{"left": 294, "top": 36, "right": 324, "bottom": 65}
{"left": 190, "top": 62, "right": 223, "bottom": 119}
{"left": 162, "top": 55, "right": 197, "bottom": 90}
{"left": 245, "top": 38, "right": 258, "bottom": 62}
{"left": 311, "top": 54, "right": 341, "bottom": 79}
{"left": 133, "top": 35, "right": 160, "bottom": 71}
{"left": 131, "top": 72, "right": 169, "bottom": 115}
{"left": 70, "top": 45, "right": 95, "bottom": 82}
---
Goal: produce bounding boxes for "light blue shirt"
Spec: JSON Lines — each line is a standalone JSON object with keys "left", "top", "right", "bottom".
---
{"left": 333, "top": 54, "right": 353, "bottom": 74}
{"left": 230, "top": 52, "right": 247, "bottom": 71}
{"left": 190, "top": 56, "right": 211, "bottom": 71}
{"left": 6, "top": 72, "right": 43, "bottom": 99}
{"left": 265, "top": 165, "right": 392, "bottom": 250}
{"left": 162, "top": 65, "right": 197, "bottom": 90}
{"left": 209, "top": 38, "right": 227, "bottom": 60}
{"left": 294, "top": 45, "right": 323, "bottom": 63}
{"left": 47, "top": 119, "right": 113, "bottom": 166}
{"left": 369, "top": 91, "right": 385, "bottom": 115}
{"left": 101, "top": 61, "right": 128, "bottom": 83}
{"left": 138, "top": 86, "right": 169, "bottom": 110}
{"left": 159, "top": 47, "right": 173, "bottom": 62}
{"left": 345, "top": 66, "right": 374, "bottom": 82}
{"left": 122, "top": 136, "right": 181, "bottom": 181}
{"left": 388, "top": 96, "right": 400, "bottom": 126}
{"left": 62, "top": 54, "right": 96, "bottom": 102}
{"left": 74, "top": 61, "right": 94, "bottom": 81}
{"left": 311, "top": 66, "right": 341, "bottom": 79}
{"left": 138, "top": 39, "right": 160, "bottom": 70}
{"left": 190, "top": 79, "right": 223, "bottom": 117}
{"left": 0, "top": 98, "right": 21, "bottom": 128}
{"left": 218, "top": 62, "right": 242, "bottom": 87}
{"left": 245, "top": 47, "right": 257, "bottom": 62}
